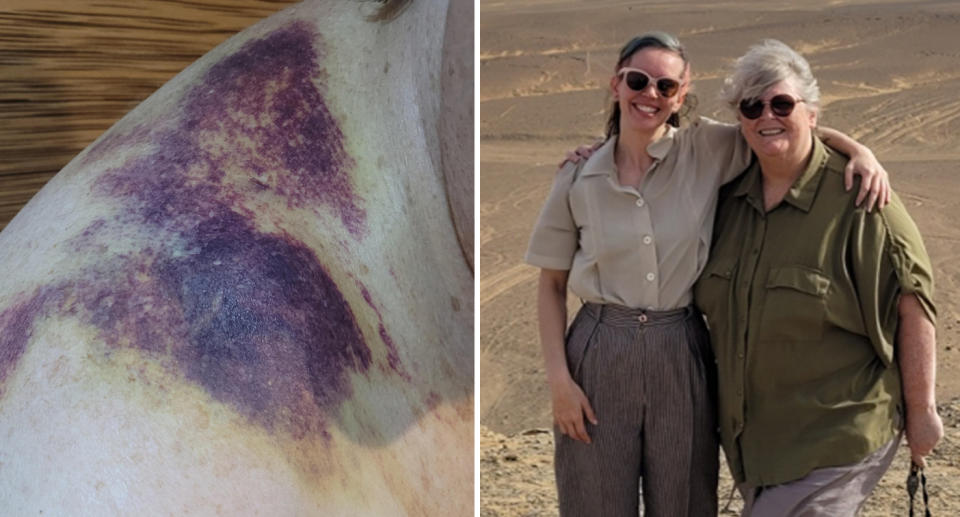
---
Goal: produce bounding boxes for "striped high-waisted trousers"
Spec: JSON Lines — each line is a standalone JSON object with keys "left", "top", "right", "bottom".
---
{"left": 554, "top": 302, "right": 718, "bottom": 517}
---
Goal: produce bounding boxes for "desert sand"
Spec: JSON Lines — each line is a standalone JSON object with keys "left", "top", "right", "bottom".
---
{"left": 479, "top": 0, "right": 960, "bottom": 514}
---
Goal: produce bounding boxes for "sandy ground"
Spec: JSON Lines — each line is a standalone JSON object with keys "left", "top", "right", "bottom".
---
{"left": 480, "top": 399, "right": 960, "bottom": 516}
{"left": 479, "top": 0, "right": 960, "bottom": 514}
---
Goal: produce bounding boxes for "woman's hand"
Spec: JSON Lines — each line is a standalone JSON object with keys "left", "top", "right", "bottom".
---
{"left": 550, "top": 375, "right": 598, "bottom": 444}
{"left": 556, "top": 140, "right": 603, "bottom": 168}
{"left": 844, "top": 146, "right": 891, "bottom": 212}
{"left": 905, "top": 404, "right": 943, "bottom": 469}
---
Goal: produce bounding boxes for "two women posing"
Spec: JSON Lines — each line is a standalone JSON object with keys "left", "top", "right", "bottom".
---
{"left": 526, "top": 33, "right": 941, "bottom": 516}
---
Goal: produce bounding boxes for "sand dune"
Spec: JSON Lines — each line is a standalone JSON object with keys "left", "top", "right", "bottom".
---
{"left": 480, "top": 0, "right": 960, "bottom": 513}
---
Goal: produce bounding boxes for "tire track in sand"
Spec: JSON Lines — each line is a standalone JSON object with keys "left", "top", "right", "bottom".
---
{"left": 480, "top": 263, "right": 538, "bottom": 307}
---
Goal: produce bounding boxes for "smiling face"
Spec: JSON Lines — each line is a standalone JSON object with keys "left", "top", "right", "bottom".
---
{"left": 610, "top": 47, "right": 687, "bottom": 137}
{"left": 738, "top": 79, "right": 818, "bottom": 163}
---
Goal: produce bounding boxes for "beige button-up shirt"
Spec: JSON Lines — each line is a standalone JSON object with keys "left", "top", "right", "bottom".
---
{"left": 525, "top": 117, "right": 751, "bottom": 309}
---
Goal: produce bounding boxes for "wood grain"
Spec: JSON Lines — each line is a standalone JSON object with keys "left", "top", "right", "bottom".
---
{"left": 0, "top": 0, "right": 298, "bottom": 230}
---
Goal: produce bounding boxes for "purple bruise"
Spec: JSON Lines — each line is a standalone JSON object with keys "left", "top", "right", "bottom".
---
{"left": 0, "top": 22, "right": 384, "bottom": 438}
{"left": 158, "top": 218, "right": 373, "bottom": 423}
{"left": 62, "top": 208, "right": 373, "bottom": 438}
{"left": 358, "top": 284, "right": 407, "bottom": 380}
{"left": 180, "top": 20, "right": 364, "bottom": 233}
{"left": 0, "top": 288, "right": 61, "bottom": 395}
{"left": 93, "top": 21, "right": 364, "bottom": 235}
{"left": 425, "top": 391, "right": 442, "bottom": 410}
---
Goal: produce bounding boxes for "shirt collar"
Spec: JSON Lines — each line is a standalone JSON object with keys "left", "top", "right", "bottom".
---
{"left": 580, "top": 126, "right": 678, "bottom": 178}
{"left": 733, "top": 134, "right": 829, "bottom": 213}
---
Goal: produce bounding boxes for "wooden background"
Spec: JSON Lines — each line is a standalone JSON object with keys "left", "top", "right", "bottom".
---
{"left": 0, "top": 0, "right": 299, "bottom": 230}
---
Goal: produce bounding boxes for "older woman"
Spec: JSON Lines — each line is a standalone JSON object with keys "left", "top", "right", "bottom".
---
{"left": 694, "top": 39, "right": 943, "bottom": 515}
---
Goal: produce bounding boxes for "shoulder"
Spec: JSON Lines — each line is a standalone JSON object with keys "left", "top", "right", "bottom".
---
{"left": 847, "top": 190, "right": 925, "bottom": 256}
{"left": 566, "top": 137, "right": 616, "bottom": 184}
{"left": 822, "top": 143, "right": 851, "bottom": 178}
{"left": 684, "top": 115, "right": 739, "bottom": 139}
{"left": 546, "top": 159, "right": 584, "bottom": 201}
{"left": 877, "top": 193, "right": 925, "bottom": 245}
{"left": 556, "top": 159, "right": 580, "bottom": 182}
{"left": 678, "top": 115, "right": 747, "bottom": 163}
{"left": 815, "top": 143, "right": 859, "bottom": 203}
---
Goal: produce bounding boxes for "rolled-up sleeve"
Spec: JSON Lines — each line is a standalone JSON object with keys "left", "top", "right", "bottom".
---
{"left": 524, "top": 162, "right": 580, "bottom": 270}
{"left": 852, "top": 194, "right": 936, "bottom": 366}
{"left": 885, "top": 199, "right": 937, "bottom": 323}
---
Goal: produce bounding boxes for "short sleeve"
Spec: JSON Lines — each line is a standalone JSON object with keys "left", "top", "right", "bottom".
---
{"left": 852, "top": 194, "right": 936, "bottom": 366}
{"left": 524, "top": 162, "right": 580, "bottom": 270}
{"left": 685, "top": 116, "right": 753, "bottom": 186}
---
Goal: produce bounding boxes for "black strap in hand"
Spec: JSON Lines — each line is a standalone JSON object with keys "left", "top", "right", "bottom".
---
{"left": 907, "top": 462, "right": 931, "bottom": 517}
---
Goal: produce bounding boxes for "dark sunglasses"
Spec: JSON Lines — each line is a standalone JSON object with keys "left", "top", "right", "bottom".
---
{"left": 617, "top": 67, "right": 682, "bottom": 98}
{"left": 738, "top": 94, "right": 804, "bottom": 119}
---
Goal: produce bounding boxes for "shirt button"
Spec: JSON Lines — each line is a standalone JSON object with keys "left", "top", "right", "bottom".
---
{"left": 737, "top": 352, "right": 744, "bottom": 359}
{"left": 646, "top": 272, "right": 656, "bottom": 282}
{"left": 636, "top": 198, "right": 645, "bottom": 207}
{"left": 637, "top": 314, "right": 648, "bottom": 323}
{"left": 642, "top": 235, "right": 653, "bottom": 245}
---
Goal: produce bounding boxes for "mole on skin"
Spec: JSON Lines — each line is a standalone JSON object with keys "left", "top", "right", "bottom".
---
{"left": 0, "top": 22, "right": 395, "bottom": 441}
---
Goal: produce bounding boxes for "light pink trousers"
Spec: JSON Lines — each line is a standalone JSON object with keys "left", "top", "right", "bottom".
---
{"left": 738, "top": 433, "right": 902, "bottom": 517}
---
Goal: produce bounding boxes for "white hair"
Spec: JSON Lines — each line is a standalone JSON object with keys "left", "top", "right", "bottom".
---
{"left": 720, "top": 39, "right": 820, "bottom": 111}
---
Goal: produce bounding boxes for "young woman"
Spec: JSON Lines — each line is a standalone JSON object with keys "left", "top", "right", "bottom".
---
{"left": 525, "top": 32, "right": 889, "bottom": 516}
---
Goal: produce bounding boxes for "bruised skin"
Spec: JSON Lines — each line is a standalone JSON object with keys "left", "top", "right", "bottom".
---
{"left": 0, "top": 0, "right": 471, "bottom": 514}
{"left": 89, "top": 22, "right": 365, "bottom": 234}
{"left": 5, "top": 21, "right": 373, "bottom": 442}
{"left": 88, "top": 23, "right": 374, "bottom": 438}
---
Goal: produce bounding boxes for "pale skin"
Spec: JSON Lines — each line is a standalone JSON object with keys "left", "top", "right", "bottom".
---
{"left": 898, "top": 294, "right": 943, "bottom": 468}
{"left": 539, "top": 268, "right": 596, "bottom": 443}
{"left": 0, "top": 0, "right": 472, "bottom": 514}
{"left": 743, "top": 80, "right": 942, "bottom": 467}
{"left": 541, "top": 46, "right": 892, "bottom": 444}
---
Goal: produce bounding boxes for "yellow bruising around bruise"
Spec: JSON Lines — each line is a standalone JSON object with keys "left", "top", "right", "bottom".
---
{"left": 253, "top": 390, "right": 474, "bottom": 513}
{"left": 1, "top": 199, "right": 467, "bottom": 513}
{"left": 63, "top": 242, "right": 445, "bottom": 509}
{"left": 18, "top": 315, "right": 329, "bottom": 488}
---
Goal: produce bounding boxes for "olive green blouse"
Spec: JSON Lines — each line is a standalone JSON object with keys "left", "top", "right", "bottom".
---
{"left": 694, "top": 136, "right": 936, "bottom": 486}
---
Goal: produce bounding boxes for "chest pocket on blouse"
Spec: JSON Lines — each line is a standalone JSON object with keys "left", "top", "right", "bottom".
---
{"left": 759, "top": 266, "right": 831, "bottom": 342}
